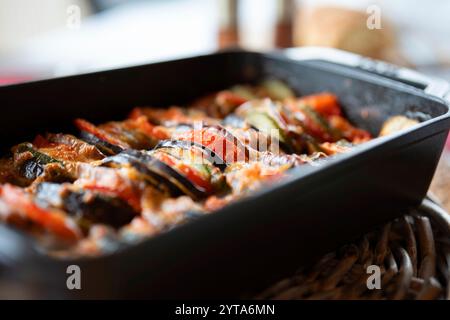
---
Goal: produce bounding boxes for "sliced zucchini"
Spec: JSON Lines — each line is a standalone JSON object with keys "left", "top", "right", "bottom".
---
{"left": 245, "top": 111, "right": 287, "bottom": 143}
{"left": 261, "top": 79, "right": 295, "bottom": 100}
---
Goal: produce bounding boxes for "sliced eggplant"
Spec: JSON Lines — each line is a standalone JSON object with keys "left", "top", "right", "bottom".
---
{"left": 206, "top": 124, "right": 251, "bottom": 161}
{"left": 131, "top": 150, "right": 211, "bottom": 199}
{"left": 13, "top": 143, "right": 65, "bottom": 181}
{"left": 156, "top": 139, "right": 227, "bottom": 171}
{"left": 80, "top": 131, "right": 124, "bottom": 156}
{"left": 36, "top": 182, "right": 137, "bottom": 229}
{"left": 15, "top": 143, "right": 61, "bottom": 165}
{"left": 101, "top": 152, "right": 180, "bottom": 196}
{"left": 64, "top": 191, "right": 137, "bottom": 229}
{"left": 41, "top": 133, "right": 105, "bottom": 162}
{"left": 173, "top": 124, "right": 251, "bottom": 163}
{"left": 102, "top": 150, "right": 207, "bottom": 199}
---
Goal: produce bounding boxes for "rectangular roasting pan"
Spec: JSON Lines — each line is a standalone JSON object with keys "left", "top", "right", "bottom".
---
{"left": 0, "top": 48, "right": 449, "bottom": 299}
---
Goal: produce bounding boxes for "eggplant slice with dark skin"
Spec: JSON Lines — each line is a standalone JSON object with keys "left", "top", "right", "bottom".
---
{"left": 12, "top": 143, "right": 72, "bottom": 184}
{"left": 14, "top": 143, "right": 61, "bottom": 180}
{"left": 155, "top": 139, "right": 227, "bottom": 171}
{"left": 101, "top": 149, "right": 208, "bottom": 200}
{"left": 36, "top": 182, "right": 137, "bottom": 230}
{"left": 80, "top": 131, "right": 124, "bottom": 156}
{"left": 101, "top": 151, "right": 182, "bottom": 197}
{"left": 64, "top": 191, "right": 137, "bottom": 230}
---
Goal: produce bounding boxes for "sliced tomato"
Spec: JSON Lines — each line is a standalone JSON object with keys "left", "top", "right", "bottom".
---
{"left": 82, "top": 184, "right": 142, "bottom": 212}
{"left": 328, "top": 115, "right": 371, "bottom": 143}
{"left": 298, "top": 93, "right": 342, "bottom": 117}
{"left": 153, "top": 152, "right": 214, "bottom": 194}
{"left": 174, "top": 127, "right": 247, "bottom": 163}
{"left": 0, "top": 184, "right": 81, "bottom": 241}
{"left": 75, "top": 118, "right": 126, "bottom": 148}
{"left": 285, "top": 101, "right": 334, "bottom": 142}
{"left": 126, "top": 116, "right": 170, "bottom": 141}
{"left": 216, "top": 91, "right": 248, "bottom": 108}
{"left": 75, "top": 165, "right": 142, "bottom": 212}
{"left": 129, "top": 107, "right": 193, "bottom": 124}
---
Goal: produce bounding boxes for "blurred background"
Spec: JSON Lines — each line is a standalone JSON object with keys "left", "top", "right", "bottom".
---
{"left": 1, "top": 0, "right": 450, "bottom": 80}
{"left": 0, "top": 0, "right": 449, "bottom": 208}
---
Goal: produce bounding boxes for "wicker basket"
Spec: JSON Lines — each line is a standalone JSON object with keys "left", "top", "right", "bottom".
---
{"left": 257, "top": 198, "right": 450, "bottom": 300}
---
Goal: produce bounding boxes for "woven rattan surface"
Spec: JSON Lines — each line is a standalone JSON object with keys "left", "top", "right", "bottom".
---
{"left": 257, "top": 198, "right": 450, "bottom": 300}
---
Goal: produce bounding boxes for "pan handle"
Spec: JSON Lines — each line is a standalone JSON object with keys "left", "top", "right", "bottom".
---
{"left": 283, "top": 47, "right": 450, "bottom": 103}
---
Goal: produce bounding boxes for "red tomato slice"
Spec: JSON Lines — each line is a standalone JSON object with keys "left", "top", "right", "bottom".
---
{"left": 75, "top": 165, "right": 142, "bottom": 212}
{"left": 285, "top": 100, "right": 334, "bottom": 141}
{"left": 154, "top": 152, "right": 214, "bottom": 194}
{"left": 74, "top": 118, "right": 126, "bottom": 147}
{"left": 126, "top": 116, "right": 170, "bottom": 141}
{"left": 328, "top": 115, "right": 372, "bottom": 143}
{"left": 298, "top": 93, "right": 342, "bottom": 117}
{"left": 216, "top": 91, "right": 248, "bottom": 108}
{"left": 82, "top": 184, "right": 142, "bottom": 212}
{"left": 0, "top": 184, "right": 81, "bottom": 241}
{"left": 175, "top": 127, "right": 247, "bottom": 163}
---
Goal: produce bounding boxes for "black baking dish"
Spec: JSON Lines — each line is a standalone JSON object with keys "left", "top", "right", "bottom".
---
{"left": 0, "top": 48, "right": 449, "bottom": 299}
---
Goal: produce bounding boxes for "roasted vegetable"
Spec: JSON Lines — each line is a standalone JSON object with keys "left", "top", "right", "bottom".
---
{"left": 73, "top": 163, "right": 142, "bottom": 212}
{"left": 379, "top": 115, "right": 419, "bottom": 137}
{"left": 129, "top": 106, "right": 213, "bottom": 127}
{"left": 80, "top": 131, "right": 124, "bottom": 156}
{"left": 156, "top": 139, "right": 227, "bottom": 171}
{"left": 11, "top": 143, "right": 69, "bottom": 183}
{"left": 36, "top": 183, "right": 137, "bottom": 230}
{"left": 153, "top": 146, "right": 226, "bottom": 194}
{"left": 101, "top": 150, "right": 182, "bottom": 197}
{"left": 261, "top": 79, "right": 295, "bottom": 100}
{"left": 102, "top": 149, "right": 209, "bottom": 200}
{"left": 173, "top": 125, "right": 250, "bottom": 163}
{"left": 0, "top": 184, "right": 81, "bottom": 241}
{"left": 0, "top": 79, "right": 384, "bottom": 256}
{"left": 296, "top": 93, "right": 342, "bottom": 117}
{"left": 328, "top": 115, "right": 371, "bottom": 143}
{"left": 191, "top": 90, "right": 248, "bottom": 118}
{"left": 33, "top": 134, "right": 105, "bottom": 163}
{"left": 76, "top": 118, "right": 165, "bottom": 153}
{"left": 287, "top": 102, "right": 342, "bottom": 142}
{"left": 149, "top": 150, "right": 219, "bottom": 196}
{"left": 236, "top": 100, "right": 289, "bottom": 141}
{"left": 65, "top": 190, "right": 136, "bottom": 229}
